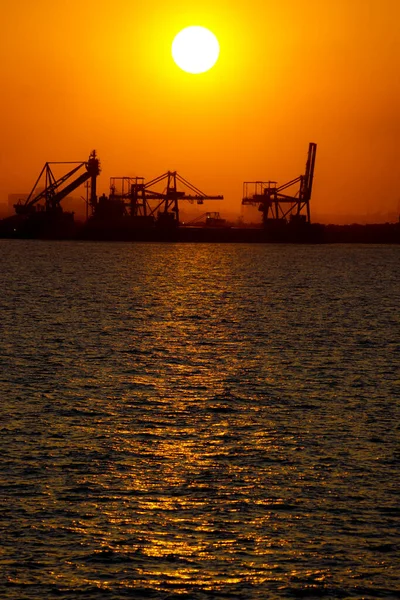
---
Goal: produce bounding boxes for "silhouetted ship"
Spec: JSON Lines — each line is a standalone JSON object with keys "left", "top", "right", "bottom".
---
{"left": 1, "top": 146, "right": 399, "bottom": 243}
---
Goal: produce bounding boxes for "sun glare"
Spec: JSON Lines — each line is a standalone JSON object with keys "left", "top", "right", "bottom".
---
{"left": 172, "top": 26, "right": 220, "bottom": 74}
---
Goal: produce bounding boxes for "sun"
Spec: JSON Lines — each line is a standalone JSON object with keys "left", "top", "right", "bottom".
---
{"left": 172, "top": 26, "right": 220, "bottom": 74}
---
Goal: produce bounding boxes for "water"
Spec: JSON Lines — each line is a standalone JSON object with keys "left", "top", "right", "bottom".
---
{"left": 0, "top": 240, "right": 399, "bottom": 599}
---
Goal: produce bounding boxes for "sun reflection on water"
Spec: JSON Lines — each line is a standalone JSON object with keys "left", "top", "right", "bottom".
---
{"left": 1, "top": 242, "right": 399, "bottom": 598}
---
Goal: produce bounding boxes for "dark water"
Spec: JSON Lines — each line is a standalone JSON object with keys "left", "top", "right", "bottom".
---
{"left": 0, "top": 240, "right": 399, "bottom": 599}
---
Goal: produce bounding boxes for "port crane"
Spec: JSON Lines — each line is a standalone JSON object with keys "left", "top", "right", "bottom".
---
{"left": 242, "top": 142, "right": 317, "bottom": 225}
{"left": 109, "top": 171, "right": 223, "bottom": 227}
{"left": 14, "top": 151, "right": 100, "bottom": 216}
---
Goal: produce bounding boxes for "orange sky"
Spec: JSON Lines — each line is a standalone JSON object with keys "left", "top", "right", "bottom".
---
{"left": 1, "top": 0, "right": 399, "bottom": 223}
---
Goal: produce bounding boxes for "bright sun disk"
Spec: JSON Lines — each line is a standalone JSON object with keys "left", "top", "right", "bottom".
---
{"left": 172, "top": 26, "right": 220, "bottom": 74}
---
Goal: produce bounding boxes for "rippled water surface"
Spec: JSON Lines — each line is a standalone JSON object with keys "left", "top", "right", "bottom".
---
{"left": 0, "top": 240, "right": 399, "bottom": 599}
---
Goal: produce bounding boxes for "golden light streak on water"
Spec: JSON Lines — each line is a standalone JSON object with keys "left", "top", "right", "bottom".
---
{"left": 1, "top": 241, "right": 399, "bottom": 599}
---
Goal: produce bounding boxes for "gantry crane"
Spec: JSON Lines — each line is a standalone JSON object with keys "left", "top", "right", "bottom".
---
{"left": 14, "top": 151, "right": 100, "bottom": 216}
{"left": 242, "top": 143, "right": 317, "bottom": 226}
{"left": 109, "top": 171, "right": 223, "bottom": 227}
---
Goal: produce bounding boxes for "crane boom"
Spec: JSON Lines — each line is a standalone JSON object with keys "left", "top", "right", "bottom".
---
{"left": 14, "top": 151, "right": 100, "bottom": 216}
{"left": 301, "top": 142, "right": 317, "bottom": 201}
{"left": 47, "top": 171, "right": 93, "bottom": 208}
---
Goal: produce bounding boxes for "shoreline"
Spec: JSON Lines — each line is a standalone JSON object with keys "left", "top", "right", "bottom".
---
{"left": 0, "top": 218, "right": 399, "bottom": 244}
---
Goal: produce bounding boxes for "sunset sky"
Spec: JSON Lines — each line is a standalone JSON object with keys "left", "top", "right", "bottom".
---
{"left": 1, "top": 0, "right": 399, "bottom": 223}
